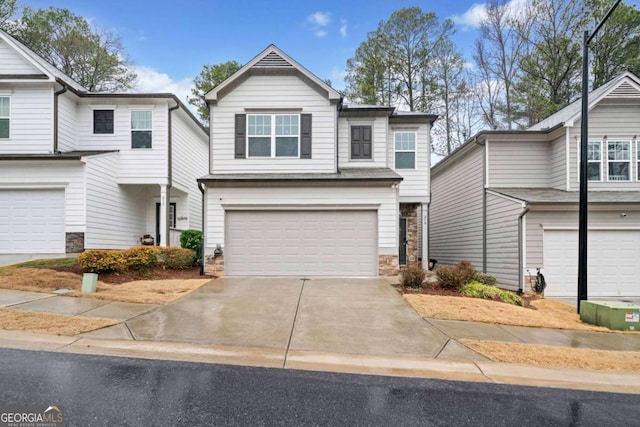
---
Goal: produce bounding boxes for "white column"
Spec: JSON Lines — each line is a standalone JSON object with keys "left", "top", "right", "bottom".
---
{"left": 159, "top": 184, "right": 169, "bottom": 247}
{"left": 421, "top": 202, "right": 429, "bottom": 270}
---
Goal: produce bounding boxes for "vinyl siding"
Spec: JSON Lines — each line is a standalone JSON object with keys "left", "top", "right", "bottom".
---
{"left": 0, "top": 84, "right": 53, "bottom": 154}
{"left": 57, "top": 92, "right": 77, "bottom": 152}
{"left": 549, "top": 131, "right": 566, "bottom": 189}
{"left": 204, "top": 185, "right": 398, "bottom": 255}
{"left": 391, "top": 122, "right": 431, "bottom": 199}
{"left": 430, "top": 144, "right": 484, "bottom": 269}
{"left": 525, "top": 207, "right": 640, "bottom": 269}
{"left": 76, "top": 99, "right": 169, "bottom": 181}
{"left": 171, "top": 110, "right": 208, "bottom": 231}
{"left": 211, "top": 74, "right": 336, "bottom": 174}
{"left": 338, "top": 116, "right": 387, "bottom": 169}
{"left": 85, "top": 153, "right": 147, "bottom": 249}
{"left": 486, "top": 192, "right": 523, "bottom": 290}
{"left": 488, "top": 139, "right": 550, "bottom": 187}
{"left": 568, "top": 103, "right": 640, "bottom": 191}
{"left": 0, "top": 39, "right": 40, "bottom": 74}
{"left": 0, "top": 160, "right": 85, "bottom": 230}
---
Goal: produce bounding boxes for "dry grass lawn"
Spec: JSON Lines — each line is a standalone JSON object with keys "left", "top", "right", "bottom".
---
{"left": 0, "top": 307, "right": 119, "bottom": 336}
{"left": 461, "top": 339, "right": 640, "bottom": 372}
{"left": 404, "top": 294, "right": 624, "bottom": 332}
{"left": 0, "top": 268, "right": 211, "bottom": 304}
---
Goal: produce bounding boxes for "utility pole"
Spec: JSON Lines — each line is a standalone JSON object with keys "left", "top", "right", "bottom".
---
{"left": 578, "top": 0, "right": 622, "bottom": 313}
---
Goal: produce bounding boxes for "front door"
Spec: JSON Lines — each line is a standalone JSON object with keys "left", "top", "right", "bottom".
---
{"left": 399, "top": 217, "right": 407, "bottom": 265}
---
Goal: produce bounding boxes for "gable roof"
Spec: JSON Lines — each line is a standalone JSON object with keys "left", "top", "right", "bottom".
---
{"left": 529, "top": 71, "right": 640, "bottom": 130}
{"left": 205, "top": 44, "right": 341, "bottom": 103}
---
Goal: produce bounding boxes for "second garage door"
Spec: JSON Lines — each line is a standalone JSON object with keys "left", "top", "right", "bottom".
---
{"left": 225, "top": 210, "right": 378, "bottom": 276}
{"left": 543, "top": 229, "right": 640, "bottom": 297}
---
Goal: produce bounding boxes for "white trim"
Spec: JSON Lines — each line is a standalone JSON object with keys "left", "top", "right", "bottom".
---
{"left": 88, "top": 105, "right": 118, "bottom": 110}
{"left": 131, "top": 109, "right": 153, "bottom": 149}
{"left": 485, "top": 139, "right": 490, "bottom": 188}
{"left": 606, "top": 139, "right": 632, "bottom": 182}
{"left": 393, "top": 131, "right": 416, "bottom": 170}
{"left": 0, "top": 33, "right": 54, "bottom": 79}
{"left": 542, "top": 225, "right": 640, "bottom": 231}
{"left": 637, "top": 140, "right": 640, "bottom": 182}
{"left": 246, "top": 113, "right": 300, "bottom": 159}
{"left": 221, "top": 203, "right": 381, "bottom": 211}
{"left": 486, "top": 189, "right": 527, "bottom": 206}
{"left": 0, "top": 183, "right": 67, "bottom": 189}
{"left": 565, "top": 127, "right": 570, "bottom": 190}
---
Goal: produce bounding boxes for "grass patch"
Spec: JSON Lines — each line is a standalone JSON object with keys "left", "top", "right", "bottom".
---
{"left": 460, "top": 339, "right": 640, "bottom": 372}
{"left": 0, "top": 257, "right": 77, "bottom": 271}
{"left": 404, "top": 294, "right": 635, "bottom": 332}
{"left": 0, "top": 268, "right": 211, "bottom": 304}
{"left": 460, "top": 281, "right": 524, "bottom": 306}
{"left": 0, "top": 307, "right": 118, "bottom": 336}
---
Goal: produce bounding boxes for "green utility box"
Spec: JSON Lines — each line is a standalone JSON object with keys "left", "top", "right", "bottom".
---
{"left": 580, "top": 301, "right": 640, "bottom": 331}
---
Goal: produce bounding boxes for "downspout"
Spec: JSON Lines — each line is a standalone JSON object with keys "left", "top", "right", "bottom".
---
{"left": 167, "top": 102, "right": 179, "bottom": 186}
{"left": 53, "top": 84, "right": 68, "bottom": 153}
{"left": 198, "top": 181, "right": 206, "bottom": 276}
{"left": 517, "top": 203, "right": 530, "bottom": 294}
{"left": 473, "top": 137, "right": 487, "bottom": 272}
{"left": 336, "top": 97, "right": 343, "bottom": 173}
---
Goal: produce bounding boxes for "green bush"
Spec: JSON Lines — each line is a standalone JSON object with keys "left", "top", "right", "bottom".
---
{"left": 121, "top": 246, "right": 161, "bottom": 271}
{"left": 400, "top": 263, "right": 426, "bottom": 288}
{"left": 473, "top": 272, "right": 497, "bottom": 286}
{"left": 461, "top": 281, "right": 524, "bottom": 306}
{"left": 180, "top": 230, "right": 203, "bottom": 263}
{"left": 77, "top": 250, "right": 125, "bottom": 274}
{"left": 160, "top": 247, "right": 196, "bottom": 269}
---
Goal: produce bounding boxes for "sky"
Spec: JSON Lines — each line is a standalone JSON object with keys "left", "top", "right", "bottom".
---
{"left": 22, "top": 0, "right": 496, "bottom": 104}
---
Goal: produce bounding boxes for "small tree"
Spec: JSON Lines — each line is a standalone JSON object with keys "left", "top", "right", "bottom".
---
{"left": 188, "top": 61, "right": 241, "bottom": 123}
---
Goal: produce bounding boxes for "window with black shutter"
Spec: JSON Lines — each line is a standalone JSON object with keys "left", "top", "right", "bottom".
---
{"left": 350, "top": 126, "right": 372, "bottom": 160}
{"left": 94, "top": 110, "right": 114, "bottom": 134}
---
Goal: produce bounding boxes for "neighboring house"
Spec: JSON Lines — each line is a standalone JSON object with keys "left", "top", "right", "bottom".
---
{"left": 430, "top": 72, "right": 640, "bottom": 297}
{"left": 199, "top": 45, "right": 436, "bottom": 277}
{"left": 0, "top": 30, "right": 208, "bottom": 254}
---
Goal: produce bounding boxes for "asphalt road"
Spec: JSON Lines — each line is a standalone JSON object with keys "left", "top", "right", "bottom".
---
{"left": 0, "top": 348, "right": 638, "bottom": 426}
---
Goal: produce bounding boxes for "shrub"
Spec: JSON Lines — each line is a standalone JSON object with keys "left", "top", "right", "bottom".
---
{"left": 180, "top": 230, "right": 203, "bottom": 263}
{"left": 473, "top": 272, "right": 497, "bottom": 286}
{"left": 434, "top": 265, "right": 468, "bottom": 290}
{"left": 454, "top": 260, "right": 477, "bottom": 284}
{"left": 77, "top": 250, "right": 125, "bottom": 274}
{"left": 121, "top": 246, "right": 161, "bottom": 271}
{"left": 400, "top": 263, "right": 426, "bottom": 288}
{"left": 461, "top": 281, "right": 524, "bottom": 306}
{"left": 160, "top": 247, "right": 196, "bottom": 269}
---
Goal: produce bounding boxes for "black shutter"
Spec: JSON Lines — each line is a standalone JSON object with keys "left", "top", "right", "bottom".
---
{"left": 300, "top": 114, "right": 312, "bottom": 159}
{"left": 351, "top": 125, "right": 372, "bottom": 159}
{"left": 234, "top": 114, "right": 246, "bottom": 159}
{"left": 362, "top": 126, "right": 372, "bottom": 158}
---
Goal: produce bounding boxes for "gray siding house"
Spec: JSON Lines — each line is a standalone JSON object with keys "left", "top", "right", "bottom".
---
{"left": 430, "top": 72, "right": 640, "bottom": 297}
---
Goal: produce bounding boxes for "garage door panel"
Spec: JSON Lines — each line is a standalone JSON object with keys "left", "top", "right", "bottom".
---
{"left": 543, "top": 229, "right": 640, "bottom": 297}
{"left": 225, "top": 210, "right": 377, "bottom": 277}
{"left": 0, "top": 190, "right": 65, "bottom": 253}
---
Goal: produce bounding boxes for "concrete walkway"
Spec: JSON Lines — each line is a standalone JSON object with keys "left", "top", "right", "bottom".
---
{"left": 1, "top": 280, "right": 640, "bottom": 394}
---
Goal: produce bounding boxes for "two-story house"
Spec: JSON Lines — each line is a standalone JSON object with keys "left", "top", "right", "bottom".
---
{"left": 0, "top": 30, "right": 208, "bottom": 254}
{"left": 430, "top": 72, "right": 640, "bottom": 297}
{"left": 199, "top": 45, "right": 436, "bottom": 277}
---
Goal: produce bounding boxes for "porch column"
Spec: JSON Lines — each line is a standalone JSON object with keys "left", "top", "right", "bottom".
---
{"left": 159, "top": 184, "right": 170, "bottom": 247}
{"left": 421, "top": 202, "right": 429, "bottom": 270}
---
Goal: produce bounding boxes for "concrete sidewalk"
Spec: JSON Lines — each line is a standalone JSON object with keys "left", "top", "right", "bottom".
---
{"left": 1, "top": 282, "right": 640, "bottom": 394}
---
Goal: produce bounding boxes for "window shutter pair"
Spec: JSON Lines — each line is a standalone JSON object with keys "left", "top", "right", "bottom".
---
{"left": 234, "top": 113, "right": 312, "bottom": 159}
{"left": 351, "top": 126, "right": 372, "bottom": 159}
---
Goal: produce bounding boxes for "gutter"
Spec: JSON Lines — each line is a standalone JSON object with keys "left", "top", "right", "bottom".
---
{"left": 53, "top": 84, "right": 67, "bottom": 153}
{"left": 517, "top": 203, "right": 531, "bottom": 294}
{"left": 197, "top": 182, "right": 206, "bottom": 276}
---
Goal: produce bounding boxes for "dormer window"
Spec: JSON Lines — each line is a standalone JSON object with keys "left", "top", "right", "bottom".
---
{"left": 247, "top": 114, "right": 299, "bottom": 158}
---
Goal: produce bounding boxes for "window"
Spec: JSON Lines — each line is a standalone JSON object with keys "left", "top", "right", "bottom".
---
{"left": 247, "top": 114, "right": 299, "bottom": 157}
{"left": 587, "top": 141, "right": 602, "bottom": 181}
{"left": 394, "top": 132, "right": 416, "bottom": 169}
{"left": 93, "top": 110, "right": 114, "bottom": 134}
{"left": 350, "top": 126, "right": 372, "bottom": 160}
{"left": 131, "top": 110, "right": 152, "bottom": 149}
{"left": 0, "top": 97, "right": 9, "bottom": 138}
{"left": 169, "top": 203, "right": 176, "bottom": 228}
{"left": 607, "top": 140, "right": 630, "bottom": 181}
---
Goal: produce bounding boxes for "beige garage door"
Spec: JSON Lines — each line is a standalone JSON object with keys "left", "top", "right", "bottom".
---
{"left": 225, "top": 210, "right": 377, "bottom": 276}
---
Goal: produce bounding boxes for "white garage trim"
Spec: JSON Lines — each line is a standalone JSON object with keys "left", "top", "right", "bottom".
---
{"left": 224, "top": 210, "right": 378, "bottom": 277}
{"left": 222, "top": 203, "right": 381, "bottom": 210}
{"left": 0, "top": 189, "right": 65, "bottom": 253}
{"left": 542, "top": 228, "right": 640, "bottom": 297}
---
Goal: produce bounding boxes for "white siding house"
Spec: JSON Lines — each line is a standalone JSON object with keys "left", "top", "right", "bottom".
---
{"left": 0, "top": 29, "right": 208, "bottom": 254}
{"left": 201, "top": 45, "right": 436, "bottom": 277}
{"left": 430, "top": 72, "right": 640, "bottom": 297}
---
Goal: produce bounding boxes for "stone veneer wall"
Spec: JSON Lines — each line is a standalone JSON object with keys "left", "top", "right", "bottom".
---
{"left": 65, "top": 232, "right": 85, "bottom": 253}
{"left": 378, "top": 255, "right": 399, "bottom": 276}
{"left": 400, "top": 203, "right": 419, "bottom": 267}
{"left": 205, "top": 255, "right": 225, "bottom": 277}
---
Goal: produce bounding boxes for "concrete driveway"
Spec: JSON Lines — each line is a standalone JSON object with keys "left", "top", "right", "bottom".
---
{"left": 126, "top": 278, "right": 449, "bottom": 358}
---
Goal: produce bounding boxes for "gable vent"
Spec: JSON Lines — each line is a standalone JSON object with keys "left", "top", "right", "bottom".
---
{"left": 609, "top": 81, "right": 640, "bottom": 98}
{"left": 253, "top": 51, "right": 293, "bottom": 68}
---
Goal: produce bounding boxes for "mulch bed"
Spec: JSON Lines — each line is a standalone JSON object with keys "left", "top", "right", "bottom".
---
{"left": 41, "top": 265, "right": 212, "bottom": 284}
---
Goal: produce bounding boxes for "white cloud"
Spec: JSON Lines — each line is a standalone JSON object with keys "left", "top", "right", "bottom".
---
{"left": 452, "top": 0, "right": 529, "bottom": 29}
{"left": 339, "top": 19, "right": 348, "bottom": 38}
{"left": 129, "top": 65, "right": 193, "bottom": 105}
{"left": 307, "top": 11, "right": 331, "bottom": 37}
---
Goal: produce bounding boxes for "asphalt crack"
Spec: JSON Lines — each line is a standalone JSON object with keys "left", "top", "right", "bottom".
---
{"left": 282, "top": 278, "right": 306, "bottom": 368}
